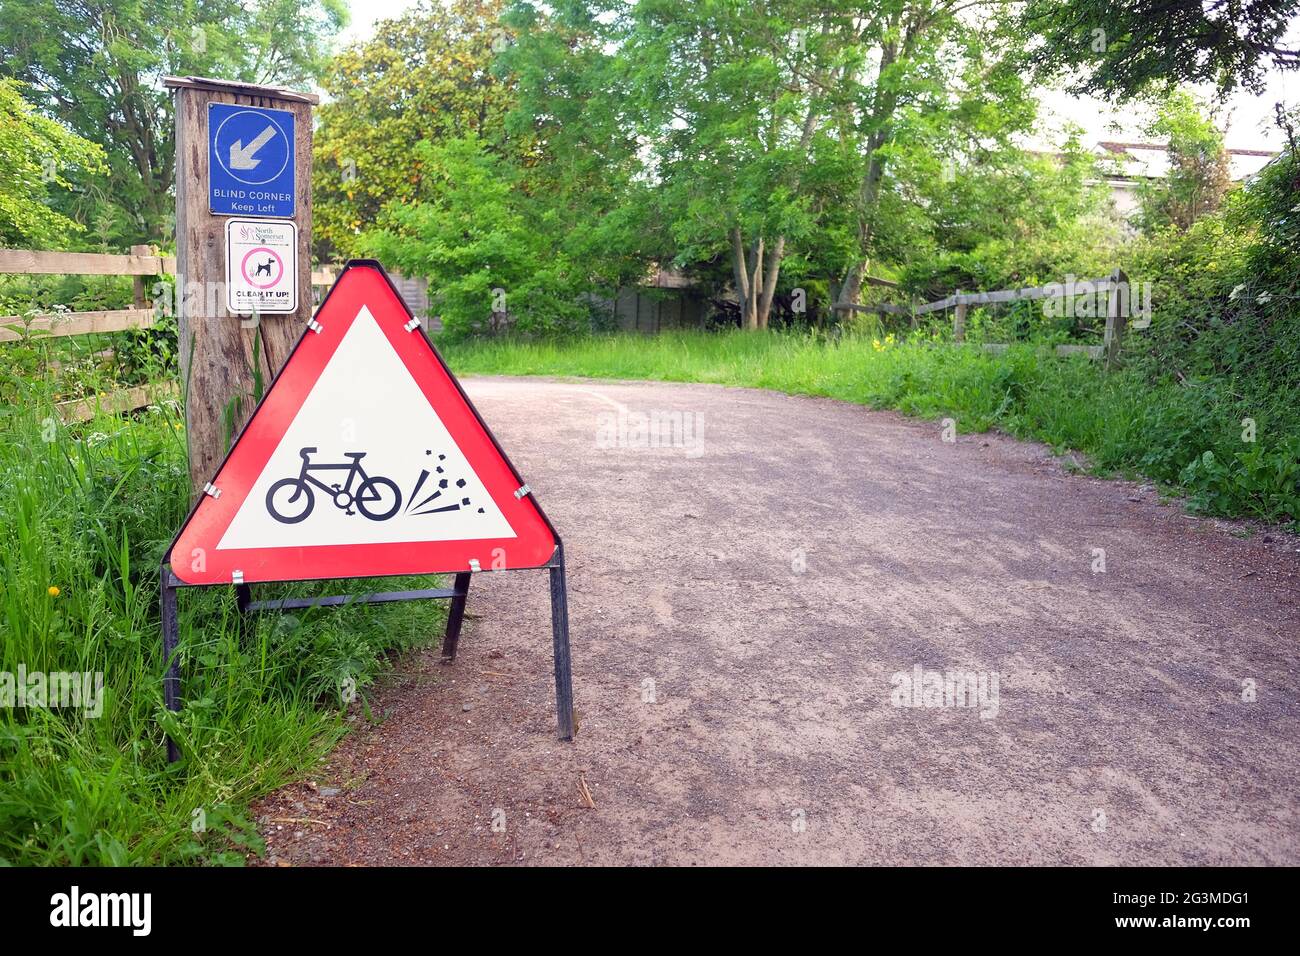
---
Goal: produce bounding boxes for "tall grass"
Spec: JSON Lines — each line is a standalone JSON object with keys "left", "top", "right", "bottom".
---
{"left": 0, "top": 382, "right": 445, "bottom": 864}
{"left": 442, "top": 329, "right": 1300, "bottom": 526}
{"left": 2, "top": 326, "right": 1293, "bottom": 865}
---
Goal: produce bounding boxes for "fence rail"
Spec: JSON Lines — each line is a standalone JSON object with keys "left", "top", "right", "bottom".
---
{"left": 836, "top": 268, "right": 1130, "bottom": 368}
{"left": 0, "top": 308, "right": 160, "bottom": 343}
{"left": 912, "top": 274, "right": 1121, "bottom": 315}
{"left": 0, "top": 245, "right": 176, "bottom": 421}
{"left": 54, "top": 382, "right": 178, "bottom": 423}
{"left": 0, "top": 248, "right": 176, "bottom": 277}
{"left": 4, "top": 243, "right": 1136, "bottom": 427}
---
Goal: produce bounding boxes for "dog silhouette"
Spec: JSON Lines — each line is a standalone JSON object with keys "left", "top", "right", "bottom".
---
{"left": 254, "top": 257, "right": 274, "bottom": 277}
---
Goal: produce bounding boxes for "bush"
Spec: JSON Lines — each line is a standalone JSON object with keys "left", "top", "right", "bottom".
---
{"left": 0, "top": 390, "right": 447, "bottom": 864}
{"left": 364, "top": 136, "right": 593, "bottom": 339}
{"left": 1119, "top": 139, "right": 1300, "bottom": 520}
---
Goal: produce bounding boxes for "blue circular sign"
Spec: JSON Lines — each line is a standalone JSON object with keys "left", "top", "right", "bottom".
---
{"left": 211, "top": 106, "right": 292, "bottom": 187}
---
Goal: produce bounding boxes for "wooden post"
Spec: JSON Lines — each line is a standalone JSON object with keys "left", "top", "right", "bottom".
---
{"left": 164, "top": 76, "right": 317, "bottom": 496}
{"left": 130, "top": 244, "right": 152, "bottom": 308}
{"left": 954, "top": 293, "right": 967, "bottom": 343}
{"left": 1104, "top": 267, "right": 1128, "bottom": 370}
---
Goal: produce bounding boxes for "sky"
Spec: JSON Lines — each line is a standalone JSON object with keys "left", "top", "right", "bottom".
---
{"left": 338, "top": 0, "right": 421, "bottom": 47}
{"left": 1034, "top": 20, "right": 1300, "bottom": 152}
{"left": 338, "top": 1, "right": 1298, "bottom": 150}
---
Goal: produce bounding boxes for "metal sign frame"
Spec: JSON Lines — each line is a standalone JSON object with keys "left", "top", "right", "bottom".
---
{"left": 159, "top": 261, "right": 575, "bottom": 762}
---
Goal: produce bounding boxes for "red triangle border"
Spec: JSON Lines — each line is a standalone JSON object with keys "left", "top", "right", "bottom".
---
{"left": 167, "top": 260, "right": 559, "bottom": 585}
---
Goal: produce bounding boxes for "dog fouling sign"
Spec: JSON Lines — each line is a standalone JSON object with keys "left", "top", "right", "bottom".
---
{"left": 225, "top": 218, "right": 298, "bottom": 315}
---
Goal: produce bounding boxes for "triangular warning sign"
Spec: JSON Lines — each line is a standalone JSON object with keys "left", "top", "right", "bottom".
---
{"left": 168, "top": 261, "right": 558, "bottom": 585}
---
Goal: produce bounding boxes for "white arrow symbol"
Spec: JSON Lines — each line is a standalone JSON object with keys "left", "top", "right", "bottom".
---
{"left": 229, "top": 125, "right": 277, "bottom": 171}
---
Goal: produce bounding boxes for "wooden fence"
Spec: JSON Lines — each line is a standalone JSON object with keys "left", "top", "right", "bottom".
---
{"left": 4, "top": 247, "right": 1136, "bottom": 427}
{"left": 0, "top": 252, "right": 428, "bottom": 425}
{"left": 0, "top": 246, "right": 177, "bottom": 421}
{"left": 838, "top": 268, "right": 1131, "bottom": 368}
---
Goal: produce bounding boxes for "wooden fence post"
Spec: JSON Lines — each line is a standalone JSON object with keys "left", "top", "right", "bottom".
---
{"left": 1104, "top": 267, "right": 1128, "bottom": 370}
{"left": 130, "top": 244, "right": 152, "bottom": 309}
{"left": 165, "top": 76, "right": 317, "bottom": 497}
{"left": 954, "top": 292, "right": 967, "bottom": 343}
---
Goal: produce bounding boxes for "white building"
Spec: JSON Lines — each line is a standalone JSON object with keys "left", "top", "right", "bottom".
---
{"left": 1093, "top": 141, "right": 1278, "bottom": 219}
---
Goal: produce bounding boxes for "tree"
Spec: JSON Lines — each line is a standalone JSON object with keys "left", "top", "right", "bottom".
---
{"left": 313, "top": 0, "right": 515, "bottom": 258}
{"left": 506, "top": 1, "right": 1038, "bottom": 327}
{"left": 0, "top": 0, "right": 346, "bottom": 245}
{"left": 0, "top": 78, "right": 105, "bottom": 248}
{"left": 330, "top": 2, "right": 647, "bottom": 332}
{"left": 499, "top": 1, "right": 653, "bottom": 291}
{"left": 1021, "top": 0, "right": 1300, "bottom": 100}
{"left": 363, "top": 134, "right": 591, "bottom": 337}
{"left": 1136, "top": 90, "right": 1233, "bottom": 232}
{"left": 824, "top": 2, "right": 1039, "bottom": 316}
{"left": 900, "top": 133, "right": 1124, "bottom": 298}
{"left": 501, "top": 1, "right": 832, "bottom": 329}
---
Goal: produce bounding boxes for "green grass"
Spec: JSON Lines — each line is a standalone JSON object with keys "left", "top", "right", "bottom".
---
{"left": 0, "top": 384, "right": 447, "bottom": 865}
{"left": 1, "top": 326, "right": 1293, "bottom": 866}
{"left": 441, "top": 329, "right": 1300, "bottom": 527}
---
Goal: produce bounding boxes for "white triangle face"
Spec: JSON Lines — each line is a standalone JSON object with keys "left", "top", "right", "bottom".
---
{"left": 217, "top": 306, "right": 517, "bottom": 550}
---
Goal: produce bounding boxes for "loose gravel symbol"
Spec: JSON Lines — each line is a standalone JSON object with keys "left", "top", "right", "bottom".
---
{"left": 405, "top": 450, "right": 486, "bottom": 517}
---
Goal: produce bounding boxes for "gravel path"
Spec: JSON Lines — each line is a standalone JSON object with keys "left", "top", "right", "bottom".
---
{"left": 254, "top": 376, "right": 1300, "bottom": 865}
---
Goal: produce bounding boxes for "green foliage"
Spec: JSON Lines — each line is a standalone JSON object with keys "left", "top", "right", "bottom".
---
{"left": 364, "top": 135, "right": 592, "bottom": 337}
{"left": 1127, "top": 134, "right": 1297, "bottom": 376}
{"left": 900, "top": 135, "right": 1123, "bottom": 300}
{"left": 0, "top": 265, "right": 172, "bottom": 404}
{"left": 1180, "top": 443, "right": 1300, "bottom": 521}
{"left": 1020, "top": 0, "right": 1300, "bottom": 99}
{"left": 1119, "top": 130, "right": 1300, "bottom": 516}
{"left": 314, "top": 2, "right": 1127, "bottom": 339}
{"left": 496, "top": 1, "right": 653, "bottom": 290}
{"left": 314, "top": 0, "right": 514, "bottom": 258}
{"left": 439, "top": 128, "right": 1300, "bottom": 523}
{"left": 1134, "top": 90, "right": 1232, "bottom": 232}
{"left": 116, "top": 310, "right": 179, "bottom": 385}
{"left": 499, "top": 0, "right": 1046, "bottom": 329}
{"left": 0, "top": 79, "right": 105, "bottom": 248}
{"left": 0, "top": 0, "right": 346, "bottom": 245}
{"left": 321, "top": 1, "right": 648, "bottom": 330}
{"left": 0, "top": 390, "right": 448, "bottom": 864}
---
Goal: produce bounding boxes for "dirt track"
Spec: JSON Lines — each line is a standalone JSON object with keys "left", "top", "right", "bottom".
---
{"left": 254, "top": 377, "right": 1300, "bottom": 865}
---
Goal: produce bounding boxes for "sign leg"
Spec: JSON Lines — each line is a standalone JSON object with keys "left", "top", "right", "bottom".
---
{"left": 441, "top": 572, "right": 472, "bottom": 663}
{"left": 549, "top": 547, "right": 576, "bottom": 740}
{"left": 160, "top": 568, "right": 182, "bottom": 763}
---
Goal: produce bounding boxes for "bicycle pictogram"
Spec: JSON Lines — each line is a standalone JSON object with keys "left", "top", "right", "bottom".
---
{"left": 265, "top": 447, "right": 402, "bottom": 524}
